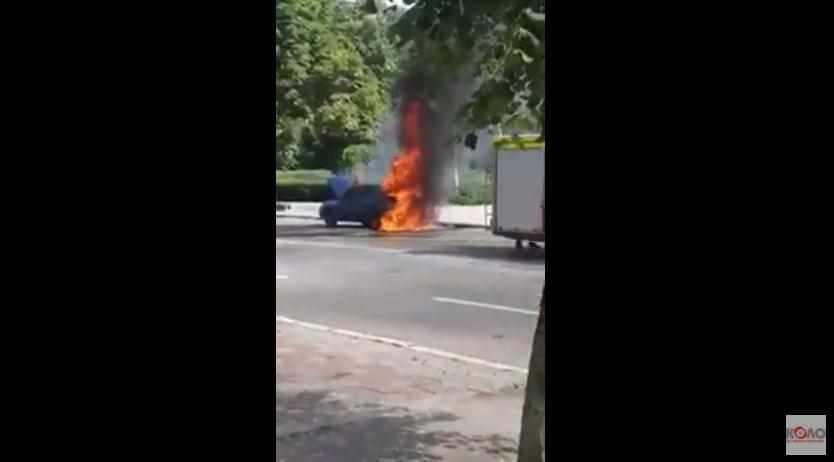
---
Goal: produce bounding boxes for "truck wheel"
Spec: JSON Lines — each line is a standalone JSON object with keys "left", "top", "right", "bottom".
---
{"left": 515, "top": 240, "right": 524, "bottom": 250}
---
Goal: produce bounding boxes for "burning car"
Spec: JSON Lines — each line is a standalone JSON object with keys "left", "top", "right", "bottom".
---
{"left": 318, "top": 181, "right": 394, "bottom": 230}
{"left": 376, "top": 100, "right": 436, "bottom": 232}
{"left": 318, "top": 96, "right": 438, "bottom": 232}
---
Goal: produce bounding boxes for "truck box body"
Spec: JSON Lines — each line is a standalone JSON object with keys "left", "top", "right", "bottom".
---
{"left": 491, "top": 136, "right": 545, "bottom": 242}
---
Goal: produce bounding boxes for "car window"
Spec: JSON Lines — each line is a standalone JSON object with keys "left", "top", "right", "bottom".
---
{"left": 343, "top": 185, "right": 379, "bottom": 201}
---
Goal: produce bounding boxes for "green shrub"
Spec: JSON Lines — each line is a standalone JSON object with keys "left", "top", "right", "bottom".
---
{"left": 449, "top": 169, "right": 491, "bottom": 205}
{"left": 277, "top": 184, "right": 332, "bottom": 202}
{"left": 277, "top": 145, "right": 300, "bottom": 170}
{"left": 277, "top": 169, "right": 332, "bottom": 185}
{"left": 277, "top": 169, "right": 334, "bottom": 202}
{"left": 342, "top": 144, "right": 374, "bottom": 167}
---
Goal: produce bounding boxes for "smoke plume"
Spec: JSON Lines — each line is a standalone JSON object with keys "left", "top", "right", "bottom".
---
{"left": 390, "top": 68, "right": 477, "bottom": 205}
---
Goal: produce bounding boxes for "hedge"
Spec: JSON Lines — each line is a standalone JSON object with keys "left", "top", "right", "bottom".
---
{"left": 278, "top": 169, "right": 332, "bottom": 185}
{"left": 277, "top": 169, "right": 493, "bottom": 205}
{"left": 277, "top": 169, "right": 333, "bottom": 202}
{"left": 448, "top": 169, "right": 491, "bottom": 205}
{"left": 277, "top": 183, "right": 332, "bottom": 202}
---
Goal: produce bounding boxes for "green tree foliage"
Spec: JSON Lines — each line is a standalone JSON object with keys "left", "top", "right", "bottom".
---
{"left": 342, "top": 144, "right": 375, "bottom": 167}
{"left": 390, "top": 0, "right": 545, "bottom": 134}
{"left": 277, "top": 0, "right": 399, "bottom": 171}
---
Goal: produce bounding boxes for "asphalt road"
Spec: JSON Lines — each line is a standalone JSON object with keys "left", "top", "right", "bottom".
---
{"left": 277, "top": 217, "right": 545, "bottom": 368}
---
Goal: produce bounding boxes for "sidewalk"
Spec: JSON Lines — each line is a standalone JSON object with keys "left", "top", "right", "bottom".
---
{"left": 277, "top": 320, "right": 526, "bottom": 461}
{"left": 277, "top": 202, "right": 492, "bottom": 228}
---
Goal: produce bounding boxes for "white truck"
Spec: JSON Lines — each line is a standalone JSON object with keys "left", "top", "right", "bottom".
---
{"left": 491, "top": 135, "right": 545, "bottom": 249}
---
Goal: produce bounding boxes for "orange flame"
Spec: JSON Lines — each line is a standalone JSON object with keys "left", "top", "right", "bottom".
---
{"left": 379, "top": 101, "right": 434, "bottom": 232}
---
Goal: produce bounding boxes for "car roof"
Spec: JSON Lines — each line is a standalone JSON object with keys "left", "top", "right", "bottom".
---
{"left": 349, "top": 184, "right": 381, "bottom": 193}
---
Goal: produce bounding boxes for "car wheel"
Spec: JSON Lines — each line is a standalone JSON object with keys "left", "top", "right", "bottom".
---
{"left": 365, "top": 218, "right": 381, "bottom": 231}
{"left": 323, "top": 210, "right": 337, "bottom": 227}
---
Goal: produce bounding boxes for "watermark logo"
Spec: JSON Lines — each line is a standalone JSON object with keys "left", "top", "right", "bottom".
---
{"left": 786, "top": 415, "right": 826, "bottom": 455}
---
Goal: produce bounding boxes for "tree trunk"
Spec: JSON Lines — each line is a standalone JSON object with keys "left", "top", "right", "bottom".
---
{"left": 517, "top": 288, "right": 545, "bottom": 462}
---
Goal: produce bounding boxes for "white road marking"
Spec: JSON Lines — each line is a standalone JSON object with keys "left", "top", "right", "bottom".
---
{"left": 276, "top": 275, "right": 289, "bottom": 280}
{"left": 432, "top": 297, "right": 538, "bottom": 316}
{"left": 276, "top": 316, "right": 528, "bottom": 374}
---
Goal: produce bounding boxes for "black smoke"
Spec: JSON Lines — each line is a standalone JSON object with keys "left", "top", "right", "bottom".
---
{"left": 392, "top": 69, "right": 476, "bottom": 208}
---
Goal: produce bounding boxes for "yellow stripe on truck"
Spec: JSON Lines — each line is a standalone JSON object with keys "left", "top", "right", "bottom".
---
{"left": 493, "top": 135, "right": 545, "bottom": 150}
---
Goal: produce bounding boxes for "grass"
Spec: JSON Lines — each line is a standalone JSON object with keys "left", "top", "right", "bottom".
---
{"left": 449, "top": 169, "right": 491, "bottom": 205}
{"left": 277, "top": 169, "right": 332, "bottom": 186}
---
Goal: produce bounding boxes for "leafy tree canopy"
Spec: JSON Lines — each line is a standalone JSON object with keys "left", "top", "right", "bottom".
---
{"left": 390, "top": 0, "right": 545, "bottom": 134}
{"left": 277, "top": 0, "right": 400, "bottom": 171}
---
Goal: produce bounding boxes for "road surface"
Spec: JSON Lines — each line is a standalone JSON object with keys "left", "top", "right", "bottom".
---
{"left": 277, "top": 217, "right": 545, "bottom": 368}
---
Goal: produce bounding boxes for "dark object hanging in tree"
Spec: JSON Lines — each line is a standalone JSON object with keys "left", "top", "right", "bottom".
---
{"left": 464, "top": 133, "right": 478, "bottom": 150}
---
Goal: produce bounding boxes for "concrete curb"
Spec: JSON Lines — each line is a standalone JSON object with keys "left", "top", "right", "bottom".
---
{"left": 276, "top": 213, "right": 488, "bottom": 229}
{"left": 442, "top": 223, "right": 489, "bottom": 229}
{"left": 276, "top": 214, "right": 321, "bottom": 220}
{"left": 277, "top": 316, "right": 528, "bottom": 375}
{"left": 277, "top": 202, "right": 490, "bottom": 229}
{"left": 277, "top": 216, "right": 488, "bottom": 229}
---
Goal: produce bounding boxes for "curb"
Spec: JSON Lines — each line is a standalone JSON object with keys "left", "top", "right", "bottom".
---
{"left": 277, "top": 214, "right": 321, "bottom": 220}
{"left": 277, "top": 213, "right": 488, "bottom": 229}
{"left": 277, "top": 316, "right": 528, "bottom": 375}
{"left": 442, "top": 223, "right": 489, "bottom": 229}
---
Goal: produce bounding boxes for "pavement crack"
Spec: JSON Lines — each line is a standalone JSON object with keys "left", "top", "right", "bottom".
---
{"left": 351, "top": 385, "right": 403, "bottom": 395}
{"left": 409, "top": 384, "right": 438, "bottom": 395}
{"left": 277, "top": 419, "right": 365, "bottom": 440}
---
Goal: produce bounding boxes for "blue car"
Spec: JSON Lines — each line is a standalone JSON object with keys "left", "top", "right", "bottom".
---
{"left": 319, "top": 183, "right": 394, "bottom": 230}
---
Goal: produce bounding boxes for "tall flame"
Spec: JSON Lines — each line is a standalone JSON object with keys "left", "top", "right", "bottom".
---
{"left": 379, "top": 101, "right": 434, "bottom": 232}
